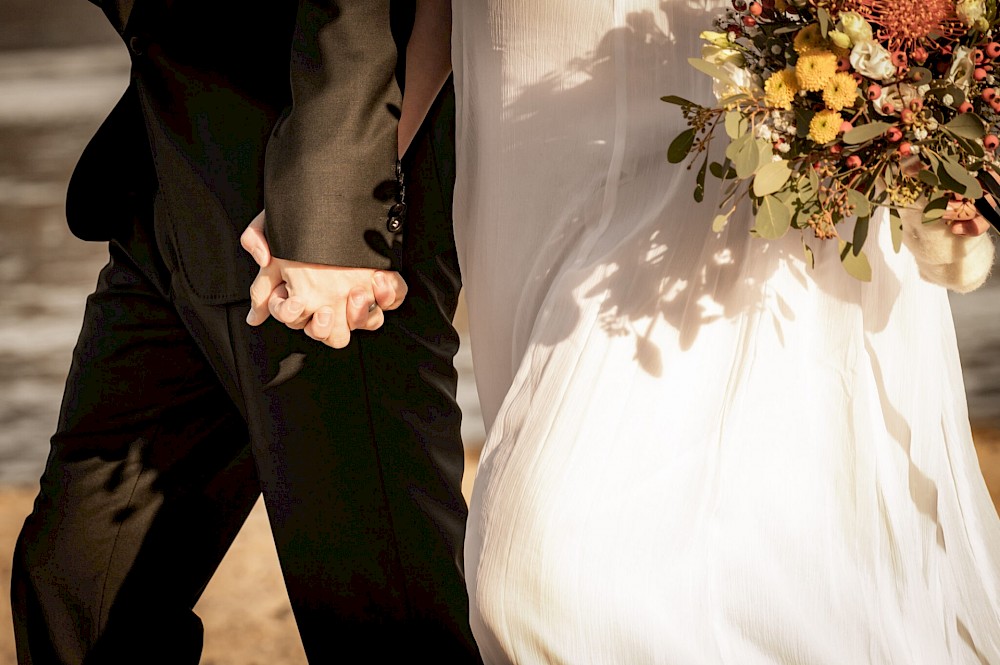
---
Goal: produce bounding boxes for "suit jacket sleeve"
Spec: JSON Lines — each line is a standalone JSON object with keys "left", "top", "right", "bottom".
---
{"left": 264, "top": 0, "right": 404, "bottom": 269}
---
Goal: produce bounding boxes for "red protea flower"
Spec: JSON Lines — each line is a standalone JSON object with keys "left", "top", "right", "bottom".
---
{"left": 846, "top": 0, "right": 967, "bottom": 53}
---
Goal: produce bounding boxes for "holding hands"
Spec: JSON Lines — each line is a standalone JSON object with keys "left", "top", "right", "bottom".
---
{"left": 240, "top": 211, "right": 407, "bottom": 348}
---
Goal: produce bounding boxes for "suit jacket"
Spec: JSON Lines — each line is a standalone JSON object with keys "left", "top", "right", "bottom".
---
{"left": 67, "top": 0, "right": 456, "bottom": 303}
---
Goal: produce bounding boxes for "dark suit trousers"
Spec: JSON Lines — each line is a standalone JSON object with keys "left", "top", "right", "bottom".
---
{"left": 10, "top": 217, "right": 479, "bottom": 663}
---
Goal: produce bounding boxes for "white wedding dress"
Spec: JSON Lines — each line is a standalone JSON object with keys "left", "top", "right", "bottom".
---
{"left": 452, "top": 1, "right": 1000, "bottom": 663}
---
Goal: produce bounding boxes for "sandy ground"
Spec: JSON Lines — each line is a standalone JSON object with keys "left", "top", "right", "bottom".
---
{"left": 0, "top": 437, "right": 997, "bottom": 664}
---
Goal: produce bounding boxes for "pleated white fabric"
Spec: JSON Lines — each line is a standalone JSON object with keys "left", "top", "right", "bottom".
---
{"left": 452, "top": 1, "right": 1000, "bottom": 663}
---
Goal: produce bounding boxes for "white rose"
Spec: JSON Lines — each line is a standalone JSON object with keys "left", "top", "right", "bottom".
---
{"left": 713, "top": 61, "right": 762, "bottom": 100}
{"left": 956, "top": 0, "right": 986, "bottom": 28}
{"left": 947, "top": 46, "right": 976, "bottom": 92}
{"left": 837, "top": 12, "right": 874, "bottom": 45}
{"left": 700, "top": 30, "right": 731, "bottom": 48}
{"left": 850, "top": 40, "right": 896, "bottom": 81}
{"left": 874, "top": 82, "right": 920, "bottom": 114}
{"left": 702, "top": 45, "right": 745, "bottom": 67}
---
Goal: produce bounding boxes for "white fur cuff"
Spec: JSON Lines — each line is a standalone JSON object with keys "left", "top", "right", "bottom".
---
{"left": 900, "top": 210, "right": 995, "bottom": 294}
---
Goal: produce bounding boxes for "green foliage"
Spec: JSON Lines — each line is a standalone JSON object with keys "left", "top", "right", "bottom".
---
{"left": 725, "top": 111, "right": 746, "bottom": 140}
{"left": 843, "top": 122, "right": 892, "bottom": 145}
{"left": 938, "top": 157, "right": 983, "bottom": 199}
{"left": 923, "top": 196, "right": 950, "bottom": 222}
{"left": 668, "top": 129, "right": 696, "bottom": 164}
{"left": 889, "top": 208, "right": 903, "bottom": 253}
{"left": 944, "top": 113, "right": 986, "bottom": 140}
{"left": 695, "top": 158, "right": 708, "bottom": 202}
{"left": 851, "top": 216, "right": 870, "bottom": 256}
{"left": 754, "top": 196, "right": 792, "bottom": 239}
{"left": 687, "top": 57, "right": 732, "bottom": 83}
{"left": 753, "top": 160, "right": 792, "bottom": 197}
{"left": 660, "top": 95, "right": 699, "bottom": 107}
{"left": 838, "top": 241, "right": 872, "bottom": 282}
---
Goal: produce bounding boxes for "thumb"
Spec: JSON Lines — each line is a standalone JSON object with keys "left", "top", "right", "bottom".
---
{"left": 240, "top": 210, "right": 272, "bottom": 267}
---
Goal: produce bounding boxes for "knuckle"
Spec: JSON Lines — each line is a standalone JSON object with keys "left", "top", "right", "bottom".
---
{"left": 249, "top": 282, "right": 269, "bottom": 305}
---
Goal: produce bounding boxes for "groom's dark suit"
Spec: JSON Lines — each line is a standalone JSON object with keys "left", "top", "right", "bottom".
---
{"left": 10, "top": 1, "right": 478, "bottom": 663}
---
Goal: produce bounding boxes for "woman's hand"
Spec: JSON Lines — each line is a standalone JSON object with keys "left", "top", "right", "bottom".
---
{"left": 943, "top": 198, "right": 992, "bottom": 237}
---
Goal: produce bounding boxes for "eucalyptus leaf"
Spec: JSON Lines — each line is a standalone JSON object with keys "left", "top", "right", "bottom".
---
{"left": 803, "top": 242, "right": 815, "bottom": 269}
{"left": 792, "top": 201, "right": 820, "bottom": 229}
{"left": 889, "top": 208, "right": 903, "bottom": 253}
{"left": 944, "top": 113, "right": 986, "bottom": 140}
{"left": 851, "top": 215, "right": 870, "bottom": 255}
{"left": 734, "top": 138, "right": 762, "bottom": 178}
{"left": 754, "top": 195, "right": 792, "bottom": 239}
{"left": 695, "top": 158, "right": 708, "bottom": 202}
{"left": 845, "top": 189, "right": 872, "bottom": 218}
{"left": 917, "top": 168, "right": 939, "bottom": 187}
{"left": 661, "top": 95, "right": 700, "bottom": 107}
{"left": 981, "top": 171, "right": 1000, "bottom": 201}
{"left": 753, "top": 159, "right": 792, "bottom": 197}
{"left": 882, "top": 167, "right": 896, "bottom": 189}
{"left": 929, "top": 84, "right": 967, "bottom": 107}
{"left": 725, "top": 132, "right": 753, "bottom": 163}
{"left": 795, "top": 108, "right": 815, "bottom": 138}
{"left": 939, "top": 158, "right": 983, "bottom": 198}
{"left": 923, "top": 196, "right": 949, "bottom": 222}
{"left": 755, "top": 140, "right": 774, "bottom": 172}
{"left": 709, "top": 160, "right": 737, "bottom": 180}
{"left": 687, "top": 57, "right": 733, "bottom": 83}
{"left": 725, "top": 111, "right": 746, "bottom": 140}
{"left": 775, "top": 188, "right": 797, "bottom": 206}
{"left": 839, "top": 241, "right": 873, "bottom": 281}
{"left": 818, "top": 7, "right": 831, "bottom": 36}
{"left": 668, "top": 128, "right": 697, "bottom": 164}
{"left": 843, "top": 122, "right": 892, "bottom": 145}
{"left": 796, "top": 185, "right": 817, "bottom": 204}
{"left": 954, "top": 134, "right": 986, "bottom": 159}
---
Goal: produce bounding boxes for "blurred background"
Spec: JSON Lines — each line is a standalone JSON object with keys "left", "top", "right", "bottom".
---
{"left": 0, "top": 1, "right": 996, "bottom": 663}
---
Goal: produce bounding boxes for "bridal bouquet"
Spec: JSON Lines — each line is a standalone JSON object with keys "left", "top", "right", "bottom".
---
{"left": 664, "top": 0, "right": 1000, "bottom": 279}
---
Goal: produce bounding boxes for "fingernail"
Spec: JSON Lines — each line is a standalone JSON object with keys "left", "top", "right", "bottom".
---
{"left": 315, "top": 310, "right": 331, "bottom": 326}
{"left": 245, "top": 310, "right": 257, "bottom": 325}
{"left": 252, "top": 248, "right": 266, "bottom": 266}
{"left": 352, "top": 291, "right": 368, "bottom": 306}
{"left": 287, "top": 300, "right": 303, "bottom": 314}
{"left": 373, "top": 272, "right": 385, "bottom": 289}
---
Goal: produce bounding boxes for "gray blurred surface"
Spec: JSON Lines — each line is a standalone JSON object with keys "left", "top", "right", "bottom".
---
{"left": 0, "top": 0, "right": 995, "bottom": 486}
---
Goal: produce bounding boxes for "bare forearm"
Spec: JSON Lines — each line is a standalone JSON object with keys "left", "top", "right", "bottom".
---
{"left": 398, "top": 0, "right": 452, "bottom": 158}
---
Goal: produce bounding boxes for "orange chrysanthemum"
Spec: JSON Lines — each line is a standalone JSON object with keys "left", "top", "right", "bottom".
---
{"left": 845, "top": 0, "right": 967, "bottom": 53}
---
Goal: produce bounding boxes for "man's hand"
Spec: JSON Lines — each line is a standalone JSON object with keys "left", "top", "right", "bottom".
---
{"left": 240, "top": 211, "right": 407, "bottom": 348}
